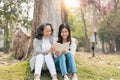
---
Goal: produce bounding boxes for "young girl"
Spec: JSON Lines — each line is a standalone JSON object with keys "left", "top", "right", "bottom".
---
{"left": 30, "top": 23, "right": 58, "bottom": 80}
{"left": 54, "top": 23, "right": 78, "bottom": 80}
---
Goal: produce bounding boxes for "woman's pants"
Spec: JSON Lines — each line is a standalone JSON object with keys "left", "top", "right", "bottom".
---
{"left": 34, "top": 53, "right": 57, "bottom": 77}
{"left": 54, "top": 52, "right": 77, "bottom": 76}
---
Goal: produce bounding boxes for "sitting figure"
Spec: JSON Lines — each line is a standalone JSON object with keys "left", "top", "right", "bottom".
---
{"left": 30, "top": 23, "right": 58, "bottom": 80}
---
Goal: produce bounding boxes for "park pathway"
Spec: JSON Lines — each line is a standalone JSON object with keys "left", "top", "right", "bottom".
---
{"left": 0, "top": 52, "right": 20, "bottom": 67}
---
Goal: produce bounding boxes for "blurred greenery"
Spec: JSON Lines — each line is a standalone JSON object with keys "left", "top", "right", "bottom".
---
{"left": 0, "top": 0, "right": 33, "bottom": 52}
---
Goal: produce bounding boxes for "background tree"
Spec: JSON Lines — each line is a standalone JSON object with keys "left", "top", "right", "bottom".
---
{"left": 67, "top": 7, "right": 85, "bottom": 48}
{"left": 26, "top": 0, "right": 68, "bottom": 58}
{"left": 0, "top": 0, "right": 33, "bottom": 59}
{"left": 0, "top": 0, "right": 21, "bottom": 52}
{"left": 97, "top": 0, "right": 120, "bottom": 52}
{"left": 78, "top": 0, "right": 120, "bottom": 53}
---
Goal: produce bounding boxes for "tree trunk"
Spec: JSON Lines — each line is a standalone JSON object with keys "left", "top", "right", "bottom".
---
{"left": 116, "top": 35, "right": 120, "bottom": 51}
{"left": 108, "top": 40, "right": 115, "bottom": 52}
{"left": 25, "top": 0, "right": 67, "bottom": 59}
{"left": 80, "top": 8, "right": 90, "bottom": 52}
{"left": 32, "top": 0, "right": 62, "bottom": 37}
{"left": 12, "top": 30, "right": 31, "bottom": 60}
{"left": 61, "top": 0, "right": 68, "bottom": 23}
{"left": 102, "top": 40, "right": 105, "bottom": 53}
{"left": 4, "top": 23, "right": 10, "bottom": 53}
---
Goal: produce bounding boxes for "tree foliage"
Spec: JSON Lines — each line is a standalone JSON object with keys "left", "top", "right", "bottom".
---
{"left": 66, "top": 6, "right": 84, "bottom": 47}
{"left": 79, "top": 0, "right": 120, "bottom": 52}
{"left": 0, "top": 0, "right": 33, "bottom": 52}
{"left": 98, "top": 0, "right": 120, "bottom": 52}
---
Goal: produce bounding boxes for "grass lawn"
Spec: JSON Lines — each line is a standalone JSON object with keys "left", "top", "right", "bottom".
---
{"left": 0, "top": 52, "right": 120, "bottom": 80}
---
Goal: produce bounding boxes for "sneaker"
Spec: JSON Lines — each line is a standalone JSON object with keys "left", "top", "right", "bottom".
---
{"left": 72, "top": 76, "right": 78, "bottom": 80}
{"left": 52, "top": 75, "right": 58, "bottom": 80}
{"left": 52, "top": 79, "right": 58, "bottom": 80}
{"left": 64, "top": 77, "right": 70, "bottom": 80}
{"left": 34, "top": 79, "right": 40, "bottom": 80}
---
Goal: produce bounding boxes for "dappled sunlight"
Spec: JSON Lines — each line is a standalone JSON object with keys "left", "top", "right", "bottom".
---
{"left": 64, "top": 0, "right": 79, "bottom": 8}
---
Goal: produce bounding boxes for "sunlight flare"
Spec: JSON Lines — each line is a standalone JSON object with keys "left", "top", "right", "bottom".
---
{"left": 64, "top": 0, "right": 79, "bottom": 8}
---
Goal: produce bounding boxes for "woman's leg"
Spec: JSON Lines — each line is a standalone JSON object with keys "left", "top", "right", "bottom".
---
{"left": 65, "top": 52, "right": 76, "bottom": 73}
{"left": 45, "top": 53, "right": 57, "bottom": 79}
{"left": 34, "top": 54, "right": 44, "bottom": 79}
{"left": 54, "top": 54, "right": 68, "bottom": 76}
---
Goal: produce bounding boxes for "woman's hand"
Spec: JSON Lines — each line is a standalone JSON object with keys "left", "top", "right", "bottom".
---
{"left": 54, "top": 51, "right": 60, "bottom": 56}
{"left": 61, "top": 50, "right": 66, "bottom": 54}
{"left": 47, "top": 46, "right": 55, "bottom": 53}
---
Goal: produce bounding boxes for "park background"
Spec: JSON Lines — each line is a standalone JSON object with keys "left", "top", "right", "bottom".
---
{"left": 0, "top": 0, "right": 120, "bottom": 80}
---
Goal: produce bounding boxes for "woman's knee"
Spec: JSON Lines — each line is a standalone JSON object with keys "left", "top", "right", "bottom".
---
{"left": 36, "top": 54, "right": 44, "bottom": 59}
{"left": 45, "top": 53, "right": 52, "bottom": 58}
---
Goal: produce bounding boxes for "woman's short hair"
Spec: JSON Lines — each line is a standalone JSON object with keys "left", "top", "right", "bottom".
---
{"left": 35, "top": 23, "right": 53, "bottom": 39}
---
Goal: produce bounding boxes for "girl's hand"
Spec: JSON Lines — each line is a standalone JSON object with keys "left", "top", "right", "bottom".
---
{"left": 55, "top": 51, "right": 60, "bottom": 56}
{"left": 50, "top": 46, "right": 55, "bottom": 52}
{"left": 61, "top": 50, "right": 66, "bottom": 54}
{"left": 47, "top": 46, "right": 55, "bottom": 53}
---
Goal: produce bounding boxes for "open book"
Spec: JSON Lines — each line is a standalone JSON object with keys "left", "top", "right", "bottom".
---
{"left": 53, "top": 42, "right": 70, "bottom": 53}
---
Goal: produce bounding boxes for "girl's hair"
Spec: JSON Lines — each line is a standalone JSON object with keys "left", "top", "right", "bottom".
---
{"left": 57, "top": 23, "right": 71, "bottom": 44}
{"left": 35, "top": 23, "right": 53, "bottom": 39}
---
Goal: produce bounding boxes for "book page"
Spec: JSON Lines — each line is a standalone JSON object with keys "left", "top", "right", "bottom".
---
{"left": 61, "top": 42, "right": 69, "bottom": 51}
{"left": 53, "top": 42, "right": 70, "bottom": 53}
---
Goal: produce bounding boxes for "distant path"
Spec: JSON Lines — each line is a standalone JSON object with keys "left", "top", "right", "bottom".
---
{"left": 0, "top": 39, "right": 3, "bottom": 48}
{"left": 0, "top": 52, "right": 20, "bottom": 67}
{"left": 0, "top": 51, "right": 120, "bottom": 68}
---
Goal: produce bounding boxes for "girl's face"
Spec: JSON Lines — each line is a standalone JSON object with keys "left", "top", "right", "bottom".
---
{"left": 61, "top": 28, "right": 69, "bottom": 40}
{"left": 43, "top": 25, "right": 52, "bottom": 38}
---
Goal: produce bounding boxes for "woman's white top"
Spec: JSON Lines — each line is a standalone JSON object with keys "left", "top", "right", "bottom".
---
{"left": 30, "top": 37, "right": 52, "bottom": 71}
{"left": 42, "top": 37, "right": 51, "bottom": 53}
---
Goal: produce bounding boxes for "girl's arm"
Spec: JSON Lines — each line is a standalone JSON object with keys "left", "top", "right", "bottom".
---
{"left": 69, "top": 38, "right": 77, "bottom": 55}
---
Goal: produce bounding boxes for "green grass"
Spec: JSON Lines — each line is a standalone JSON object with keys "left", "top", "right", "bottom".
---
{"left": 75, "top": 52, "right": 120, "bottom": 80}
{"left": 0, "top": 62, "right": 27, "bottom": 80}
{"left": 0, "top": 52, "right": 120, "bottom": 80}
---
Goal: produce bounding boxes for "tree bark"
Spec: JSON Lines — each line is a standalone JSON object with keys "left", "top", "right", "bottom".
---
{"left": 32, "top": 0, "right": 62, "bottom": 37}
{"left": 80, "top": 8, "right": 90, "bottom": 52}
{"left": 102, "top": 40, "right": 105, "bottom": 53}
{"left": 4, "top": 23, "right": 10, "bottom": 53}
{"left": 61, "top": 0, "right": 68, "bottom": 23}
{"left": 25, "top": 0, "right": 67, "bottom": 59}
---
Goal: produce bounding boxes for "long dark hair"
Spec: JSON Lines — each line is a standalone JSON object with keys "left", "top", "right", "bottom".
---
{"left": 57, "top": 23, "right": 71, "bottom": 44}
{"left": 35, "top": 23, "right": 53, "bottom": 39}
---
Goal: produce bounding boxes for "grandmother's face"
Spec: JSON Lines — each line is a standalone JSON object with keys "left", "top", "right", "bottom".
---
{"left": 43, "top": 25, "right": 52, "bottom": 38}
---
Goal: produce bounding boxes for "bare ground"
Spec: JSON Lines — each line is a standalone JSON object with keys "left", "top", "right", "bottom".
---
{"left": 0, "top": 52, "right": 20, "bottom": 67}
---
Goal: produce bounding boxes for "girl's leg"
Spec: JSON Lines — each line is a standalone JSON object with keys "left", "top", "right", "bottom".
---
{"left": 65, "top": 52, "right": 77, "bottom": 73}
{"left": 45, "top": 53, "right": 57, "bottom": 79}
{"left": 65, "top": 52, "right": 78, "bottom": 80}
{"left": 34, "top": 54, "right": 44, "bottom": 79}
{"left": 54, "top": 54, "right": 70, "bottom": 80}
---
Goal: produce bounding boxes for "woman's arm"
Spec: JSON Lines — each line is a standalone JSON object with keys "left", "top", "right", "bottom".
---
{"left": 33, "top": 38, "right": 55, "bottom": 55}
{"left": 33, "top": 38, "right": 47, "bottom": 55}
